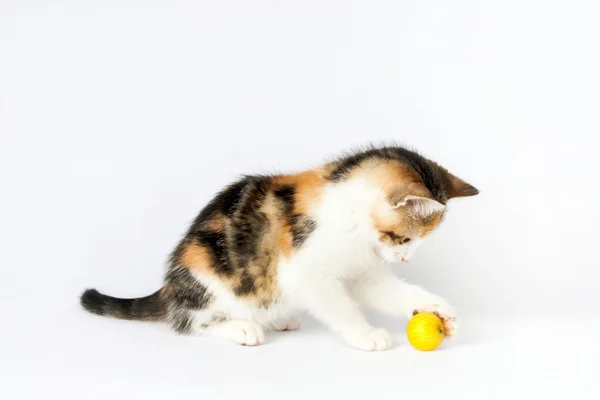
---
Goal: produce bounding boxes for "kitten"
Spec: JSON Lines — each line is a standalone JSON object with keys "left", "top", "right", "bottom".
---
{"left": 81, "top": 145, "right": 478, "bottom": 351}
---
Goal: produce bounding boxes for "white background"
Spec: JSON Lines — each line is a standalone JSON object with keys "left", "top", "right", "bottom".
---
{"left": 1, "top": 1, "right": 599, "bottom": 399}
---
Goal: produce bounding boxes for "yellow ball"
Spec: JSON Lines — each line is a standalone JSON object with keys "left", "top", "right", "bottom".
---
{"left": 406, "top": 312, "right": 446, "bottom": 351}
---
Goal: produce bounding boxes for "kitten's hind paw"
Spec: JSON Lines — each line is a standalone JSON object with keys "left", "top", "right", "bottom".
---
{"left": 207, "top": 320, "right": 266, "bottom": 346}
{"left": 345, "top": 328, "right": 392, "bottom": 351}
{"left": 273, "top": 316, "right": 300, "bottom": 331}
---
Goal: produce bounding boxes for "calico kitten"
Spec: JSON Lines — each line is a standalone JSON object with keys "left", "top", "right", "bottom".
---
{"left": 81, "top": 145, "right": 478, "bottom": 351}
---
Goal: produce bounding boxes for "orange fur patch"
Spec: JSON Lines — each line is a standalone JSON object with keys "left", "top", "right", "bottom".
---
{"left": 274, "top": 169, "right": 326, "bottom": 215}
{"left": 180, "top": 242, "right": 214, "bottom": 275}
{"left": 292, "top": 169, "right": 326, "bottom": 214}
{"left": 203, "top": 215, "right": 226, "bottom": 232}
{"left": 277, "top": 225, "right": 293, "bottom": 259}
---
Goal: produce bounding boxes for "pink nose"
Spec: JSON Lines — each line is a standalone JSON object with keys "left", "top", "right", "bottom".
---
{"left": 401, "top": 257, "right": 410, "bottom": 262}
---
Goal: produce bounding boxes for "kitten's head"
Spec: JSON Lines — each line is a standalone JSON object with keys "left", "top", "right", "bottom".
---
{"left": 369, "top": 159, "right": 479, "bottom": 263}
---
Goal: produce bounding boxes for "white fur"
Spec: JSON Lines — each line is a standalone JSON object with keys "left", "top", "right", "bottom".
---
{"left": 191, "top": 176, "right": 456, "bottom": 350}
{"left": 205, "top": 320, "right": 265, "bottom": 346}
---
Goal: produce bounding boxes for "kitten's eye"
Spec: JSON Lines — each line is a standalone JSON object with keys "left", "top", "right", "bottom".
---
{"left": 381, "top": 232, "right": 412, "bottom": 245}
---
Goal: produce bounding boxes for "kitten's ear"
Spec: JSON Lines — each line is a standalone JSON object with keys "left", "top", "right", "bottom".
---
{"left": 433, "top": 162, "right": 479, "bottom": 199}
{"left": 392, "top": 195, "right": 445, "bottom": 216}
{"left": 447, "top": 172, "right": 479, "bottom": 199}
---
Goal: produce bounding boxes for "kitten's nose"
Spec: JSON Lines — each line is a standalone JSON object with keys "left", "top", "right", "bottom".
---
{"left": 401, "top": 257, "right": 410, "bottom": 262}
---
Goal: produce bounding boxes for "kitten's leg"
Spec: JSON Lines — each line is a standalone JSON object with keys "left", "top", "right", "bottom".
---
{"left": 299, "top": 278, "right": 392, "bottom": 351}
{"left": 271, "top": 316, "right": 301, "bottom": 332}
{"left": 170, "top": 308, "right": 266, "bottom": 346}
{"left": 351, "top": 266, "right": 458, "bottom": 336}
{"left": 204, "top": 320, "right": 266, "bottom": 346}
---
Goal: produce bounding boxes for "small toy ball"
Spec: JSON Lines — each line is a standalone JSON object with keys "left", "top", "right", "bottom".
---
{"left": 406, "top": 312, "right": 446, "bottom": 351}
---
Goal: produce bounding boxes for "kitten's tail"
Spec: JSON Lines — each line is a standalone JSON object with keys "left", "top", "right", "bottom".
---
{"left": 80, "top": 288, "right": 167, "bottom": 321}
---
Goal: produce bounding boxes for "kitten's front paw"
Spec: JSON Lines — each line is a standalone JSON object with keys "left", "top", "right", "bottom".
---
{"left": 412, "top": 297, "right": 459, "bottom": 337}
{"left": 345, "top": 328, "right": 392, "bottom": 351}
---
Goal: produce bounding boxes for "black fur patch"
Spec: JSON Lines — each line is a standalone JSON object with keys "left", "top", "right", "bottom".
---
{"left": 219, "top": 179, "right": 250, "bottom": 217}
{"left": 274, "top": 184, "right": 296, "bottom": 216}
{"left": 229, "top": 177, "right": 272, "bottom": 266}
{"left": 165, "top": 266, "right": 212, "bottom": 310}
{"left": 291, "top": 215, "right": 317, "bottom": 247}
{"left": 234, "top": 270, "right": 256, "bottom": 296}
{"left": 195, "top": 231, "right": 233, "bottom": 275}
{"left": 229, "top": 210, "right": 269, "bottom": 264}
{"left": 80, "top": 288, "right": 166, "bottom": 321}
{"left": 171, "top": 311, "right": 193, "bottom": 333}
